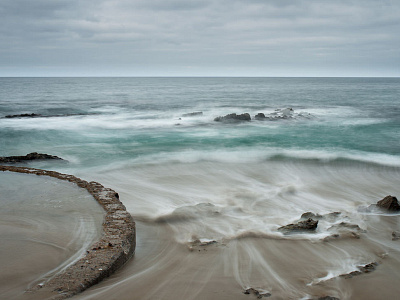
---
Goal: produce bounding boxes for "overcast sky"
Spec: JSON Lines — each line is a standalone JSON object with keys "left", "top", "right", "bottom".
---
{"left": 1, "top": 0, "right": 399, "bottom": 76}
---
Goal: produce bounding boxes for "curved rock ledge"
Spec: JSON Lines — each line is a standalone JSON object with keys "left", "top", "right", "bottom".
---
{"left": 0, "top": 165, "right": 136, "bottom": 299}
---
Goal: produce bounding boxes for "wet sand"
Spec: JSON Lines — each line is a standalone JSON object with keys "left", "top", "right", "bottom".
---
{"left": 0, "top": 172, "right": 104, "bottom": 300}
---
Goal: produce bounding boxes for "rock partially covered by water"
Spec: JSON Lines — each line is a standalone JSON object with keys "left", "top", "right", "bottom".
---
{"left": 243, "top": 287, "right": 271, "bottom": 298}
{"left": 182, "top": 112, "right": 203, "bottom": 117}
{"left": 254, "top": 108, "right": 314, "bottom": 121}
{"left": 254, "top": 113, "right": 266, "bottom": 120}
{"left": 339, "top": 262, "right": 378, "bottom": 279}
{"left": 0, "top": 152, "right": 64, "bottom": 163}
{"left": 214, "top": 113, "right": 251, "bottom": 122}
{"left": 4, "top": 113, "right": 42, "bottom": 118}
{"left": 392, "top": 231, "right": 400, "bottom": 240}
{"left": 278, "top": 218, "right": 318, "bottom": 234}
{"left": 376, "top": 195, "right": 400, "bottom": 211}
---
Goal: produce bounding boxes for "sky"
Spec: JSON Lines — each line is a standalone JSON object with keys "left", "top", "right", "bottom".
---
{"left": 1, "top": 0, "right": 399, "bottom": 77}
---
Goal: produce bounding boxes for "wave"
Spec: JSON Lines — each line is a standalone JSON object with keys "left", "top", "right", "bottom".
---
{"left": 105, "top": 147, "right": 400, "bottom": 169}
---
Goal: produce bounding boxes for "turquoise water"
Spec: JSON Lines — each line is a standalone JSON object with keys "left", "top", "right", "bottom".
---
{"left": 1, "top": 77, "right": 399, "bottom": 168}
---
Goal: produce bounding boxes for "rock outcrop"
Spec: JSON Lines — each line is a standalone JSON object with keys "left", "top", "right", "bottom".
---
{"left": 4, "top": 113, "right": 42, "bottom": 118}
{"left": 214, "top": 113, "right": 251, "bottom": 122}
{"left": 0, "top": 152, "right": 64, "bottom": 163}
{"left": 339, "top": 262, "right": 378, "bottom": 279}
{"left": 278, "top": 218, "right": 318, "bottom": 234}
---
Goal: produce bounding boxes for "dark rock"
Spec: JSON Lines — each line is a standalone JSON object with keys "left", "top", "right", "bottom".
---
{"left": 324, "top": 212, "right": 342, "bottom": 221}
{"left": 0, "top": 152, "right": 64, "bottom": 163}
{"left": 318, "top": 297, "right": 340, "bottom": 300}
{"left": 182, "top": 112, "right": 203, "bottom": 117}
{"left": 329, "top": 222, "right": 365, "bottom": 232}
{"left": 340, "top": 262, "right": 378, "bottom": 279}
{"left": 254, "top": 113, "right": 266, "bottom": 120}
{"left": 278, "top": 218, "right": 318, "bottom": 234}
{"left": 214, "top": 113, "right": 251, "bottom": 122}
{"left": 301, "top": 212, "right": 322, "bottom": 220}
{"left": 243, "top": 288, "right": 271, "bottom": 298}
{"left": 376, "top": 195, "right": 400, "bottom": 211}
{"left": 392, "top": 231, "right": 400, "bottom": 241}
{"left": 4, "top": 113, "right": 42, "bottom": 118}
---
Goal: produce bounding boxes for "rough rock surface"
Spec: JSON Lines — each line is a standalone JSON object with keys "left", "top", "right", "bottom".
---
{"left": 376, "top": 195, "right": 400, "bottom": 211}
{"left": 0, "top": 152, "right": 64, "bottom": 163}
{"left": 0, "top": 165, "right": 136, "bottom": 300}
{"left": 243, "top": 287, "right": 271, "bottom": 298}
{"left": 339, "top": 262, "right": 378, "bottom": 279}
{"left": 4, "top": 113, "right": 42, "bottom": 118}
{"left": 214, "top": 113, "right": 251, "bottom": 122}
{"left": 278, "top": 218, "right": 318, "bottom": 234}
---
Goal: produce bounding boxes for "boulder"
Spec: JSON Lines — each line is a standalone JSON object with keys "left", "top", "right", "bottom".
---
{"left": 214, "top": 113, "right": 251, "bottom": 122}
{"left": 254, "top": 113, "right": 266, "bottom": 120}
{"left": 278, "top": 218, "right": 318, "bottom": 234}
{"left": 376, "top": 195, "right": 400, "bottom": 211}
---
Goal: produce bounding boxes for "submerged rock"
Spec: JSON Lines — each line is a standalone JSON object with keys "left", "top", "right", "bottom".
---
{"left": 254, "top": 113, "right": 266, "bottom": 120}
{"left": 339, "top": 262, "right": 378, "bottom": 279}
{"left": 182, "top": 112, "right": 203, "bottom": 117}
{"left": 254, "top": 108, "right": 315, "bottom": 121}
{"left": 300, "top": 211, "right": 341, "bottom": 221}
{"left": 392, "top": 231, "right": 400, "bottom": 241}
{"left": 278, "top": 218, "right": 318, "bottom": 234}
{"left": 214, "top": 113, "right": 251, "bottom": 122}
{"left": 376, "top": 195, "right": 400, "bottom": 211}
{"left": 301, "top": 212, "right": 322, "bottom": 220}
{"left": 0, "top": 152, "right": 64, "bottom": 163}
{"left": 243, "top": 287, "right": 271, "bottom": 298}
{"left": 4, "top": 113, "right": 42, "bottom": 118}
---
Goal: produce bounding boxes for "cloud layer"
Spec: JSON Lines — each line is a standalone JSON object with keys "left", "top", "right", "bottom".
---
{"left": 1, "top": 0, "right": 399, "bottom": 76}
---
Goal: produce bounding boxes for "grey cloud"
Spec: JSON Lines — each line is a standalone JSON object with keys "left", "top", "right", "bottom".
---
{"left": 0, "top": 0, "right": 399, "bottom": 76}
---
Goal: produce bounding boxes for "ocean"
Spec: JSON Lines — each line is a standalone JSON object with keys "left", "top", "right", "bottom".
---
{"left": 1, "top": 77, "right": 400, "bottom": 299}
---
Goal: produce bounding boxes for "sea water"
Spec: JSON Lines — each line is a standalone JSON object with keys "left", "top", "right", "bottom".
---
{"left": 1, "top": 77, "right": 400, "bottom": 299}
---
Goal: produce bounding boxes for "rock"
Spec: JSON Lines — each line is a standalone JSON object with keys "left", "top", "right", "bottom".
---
{"left": 329, "top": 222, "right": 365, "bottom": 232}
{"left": 281, "top": 108, "right": 294, "bottom": 117}
{"left": 340, "top": 262, "right": 378, "bottom": 279}
{"left": 392, "top": 231, "right": 400, "bottom": 241}
{"left": 182, "top": 112, "right": 203, "bottom": 117}
{"left": 318, "top": 297, "right": 340, "bottom": 300}
{"left": 278, "top": 218, "right": 318, "bottom": 234}
{"left": 0, "top": 152, "right": 64, "bottom": 163}
{"left": 214, "top": 113, "right": 251, "bottom": 122}
{"left": 300, "top": 211, "right": 341, "bottom": 221}
{"left": 243, "top": 287, "right": 271, "bottom": 298}
{"left": 254, "top": 113, "right": 266, "bottom": 120}
{"left": 4, "top": 113, "right": 42, "bottom": 118}
{"left": 376, "top": 195, "right": 400, "bottom": 211}
{"left": 301, "top": 212, "right": 322, "bottom": 220}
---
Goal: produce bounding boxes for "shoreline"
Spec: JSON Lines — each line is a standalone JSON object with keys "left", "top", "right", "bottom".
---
{"left": 0, "top": 165, "right": 136, "bottom": 300}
